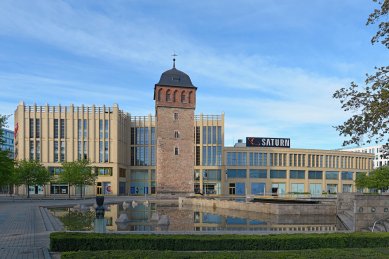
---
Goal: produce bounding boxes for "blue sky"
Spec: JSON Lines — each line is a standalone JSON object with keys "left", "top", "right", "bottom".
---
{"left": 0, "top": 0, "right": 387, "bottom": 149}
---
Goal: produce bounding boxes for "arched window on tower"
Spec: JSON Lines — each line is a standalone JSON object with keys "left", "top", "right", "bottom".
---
{"left": 158, "top": 88, "right": 163, "bottom": 101}
{"left": 189, "top": 91, "right": 193, "bottom": 103}
{"left": 181, "top": 91, "right": 186, "bottom": 103}
{"left": 166, "top": 90, "right": 171, "bottom": 102}
{"left": 173, "top": 90, "right": 178, "bottom": 102}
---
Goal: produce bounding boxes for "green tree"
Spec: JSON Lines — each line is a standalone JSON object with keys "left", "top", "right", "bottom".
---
{"left": 14, "top": 160, "right": 51, "bottom": 198}
{"left": 333, "top": 0, "right": 389, "bottom": 154}
{"left": 0, "top": 114, "right": 14, "bottom": 194}
{"left": 58, "top": 160, "right": 96, "bottom": 198}
{"left": 355, "top": 166, "right": 389, "bottom": 192}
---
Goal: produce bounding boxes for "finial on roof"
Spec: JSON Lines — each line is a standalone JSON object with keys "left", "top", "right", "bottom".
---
{"left": 172, "top": 52, "right": 178, "bottom": 68}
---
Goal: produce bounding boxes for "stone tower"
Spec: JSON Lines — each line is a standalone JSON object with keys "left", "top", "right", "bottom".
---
{"left": 154, "top": 60, "right": 197, "bottom": 196}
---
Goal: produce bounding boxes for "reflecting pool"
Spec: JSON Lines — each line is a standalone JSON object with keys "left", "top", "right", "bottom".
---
{"left": 48, "top": 201, "right": 340, "bottom": 233}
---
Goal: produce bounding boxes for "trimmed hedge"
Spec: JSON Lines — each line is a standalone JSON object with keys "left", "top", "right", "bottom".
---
{"left": 51, "top": 232, "right": 389, "bottom": 252}
{"left": 62, "top": 248, "right": 389, "bottom": 259}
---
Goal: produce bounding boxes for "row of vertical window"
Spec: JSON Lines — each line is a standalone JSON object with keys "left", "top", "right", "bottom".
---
{"left": 29, "top": 119, "right": 110, "bottom": 140}
{"left": 130, "top": 127, "right": 156, "bottom": 166}
{"left": 202, "top": 146, "right": 222, "bottom": 166}
{"left": 225, "top": 169, "right": 357, "bottom": 180}
{"left": 29, "top": 119, "right": 41, "bottom": 138}
{"left": 227, "top": 182, "right": 353, "bottom": 195}
{"left": 130, "top": 146, "right": 156, "bottom": 166}
{"left": 130, "top": 127, "right": 155, "bottom": 145}
{"left": 226, "top": 152, "right": 372, "bottom": 169}
{"left": 202, "top": 126, "right": 222, "bottom": 145}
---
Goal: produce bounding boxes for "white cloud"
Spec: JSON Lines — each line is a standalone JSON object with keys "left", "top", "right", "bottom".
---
{"left": 0, "top": 1, "right": 358, "bottom": 149}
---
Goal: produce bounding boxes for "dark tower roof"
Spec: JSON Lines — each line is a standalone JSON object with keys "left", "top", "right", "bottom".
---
{"left": 156, "top": 67, "right": 196, "bottom": 88}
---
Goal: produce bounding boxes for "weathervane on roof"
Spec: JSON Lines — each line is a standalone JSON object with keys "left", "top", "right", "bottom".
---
{"left": 172, "top": 52, "right": 178, "bottom": 68}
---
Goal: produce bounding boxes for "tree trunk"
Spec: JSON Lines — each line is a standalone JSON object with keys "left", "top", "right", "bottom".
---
{"left": 26, "top": 184, "right": 30, "bottom": 198}
{"left": 80, "top": 183, "right": 83, "bottom": 199}
{"left": 68, "top": 183, "right": 70, "bottom": 199}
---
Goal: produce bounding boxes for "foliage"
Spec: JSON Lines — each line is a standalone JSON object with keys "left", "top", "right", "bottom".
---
{"left": 355, "top": 166, "right": 389, "bottom": 191}
{"left": 0, "top": 150, "right": 14, "bottom": 187}
{"left": 58, "top": 209, "right": 95, "bottom": 231}
{"left": 333, "top": 0, "right": 389, "bottom": 155}
{"left": 51, "top": 232, "right": 389, "bottom": 252}
{"left": 61, "top": 248, "right": 389, "bottom": 259}
{"left": 14, "top": 160, "right": 51, "bottom": 197}
{"left": 58, "top": 160, "right": 96, "bottom": 198}
{"left": 0, "top": 114, "right": 14, "bottom": 189}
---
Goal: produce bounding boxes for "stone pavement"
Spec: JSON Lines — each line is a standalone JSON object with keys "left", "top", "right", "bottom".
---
{"left": 0, "top": 200, "right": 51, "bottom": 258}
{"left": 0, "top": 196, "right": 141, "bottom": 259}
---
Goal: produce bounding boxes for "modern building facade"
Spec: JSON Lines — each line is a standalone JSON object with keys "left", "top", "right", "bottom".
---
{"left": 1, "top": 128, "right": 14, "bottom": 158}
{"left": 341, "top": 145, "right": 388, "bottom": 169}
{"left": 13, "top": 64, "right": 374, "bottom": 196}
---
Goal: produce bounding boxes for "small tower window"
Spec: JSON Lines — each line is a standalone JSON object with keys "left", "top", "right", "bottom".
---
{"left": 173, "top": 90, "right": 178, "bottom": 102}
{"left": 174, "top": 130, "right": 180, "bottom": 139}
{"left": 166, "top": 90, "right": 171, "bottom": 102}
{"left": 175, "top": 147, "right": 179, "bottom": 155}
{"left": 181, "top": 91, "right": 186, "bottom": 103}
{"left": 174, "top": 112, "right": 179, "bottom": 120}
{"left": 189, "top": 91, "right": 193, "bottom": 103}
{"left": 158, "top": 88, "right": 163, "bottom": 101}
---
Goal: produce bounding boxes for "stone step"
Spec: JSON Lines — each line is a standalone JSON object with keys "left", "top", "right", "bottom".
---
{"left": 343, "top": 210, "right": 354, "bottom": 219}
{"left": 337, "top": 213, "right": 354, "bottom": 231}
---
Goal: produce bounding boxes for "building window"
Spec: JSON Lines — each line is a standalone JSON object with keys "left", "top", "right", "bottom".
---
{"left": 308, "top": 171, "right": 323, "bottom": 180}
{"left": 249, "top": 169, "right": 267, "bottom": 178}
{"left": 78, "top": 141, "right": 82, "bottom": 160}
{"left": 270, "top": 170, "right": 286, "bottom": 179}
{"left": 83, "top": 119, "right": 87, "bottom": 139}
{"left": 97, "top": 167, "right": 112, "bottom": 176}
{"left": 99, "top": 120, "right": 103, "bottom": 139}
{"left": 36, "top": 140, "right": 40, "bottom": 161}
{"left": 327, "top": 184, "right": 338, "bottom": 193}
{"left": 54, "top": 141, "right": 58, "bottom": 162}
{"left": 290, "top": 170, "right": 305, "bottom": 179}
{"left": 227, "top": 169, "right": 246, "bottom": 178}
{"left": 227, "top": 152, "right": 247, "bottom": 166}
{"left": 166, "top": 90, "right": 171, "bottom": 102}
{"left": 54, "top": 119, "right": 58, "bottom": 139}
{"left": 119, "top": 168, "right": 126, "bottom": 178}
{"left": 83, "top": 141, "right": 88, "bottom": 160}
{"left": 60, "top": 141, "right": 65, "bottom": 162}
{"left": 29, "top": 119, "right": 34, "bottom": 138}
{"left": 174, "top": 112, "right": 178, "bottom": 120}
{"left": 174, "top": 130, "right": 180, "bottom": 139}
{"left": 341, "top": 171, "right": 353, "bottom": 180}
{"left": 29, "top": 140, "right": 34, "bottom": 160}
{"left": 35, "top": 119, "right": 40, "bottom": 138}
{"left": 60, "top": 119, "right": 65, "bottom": 139}
{"left": 326, "top": 171, "right": 339, "bottom": 180}
{"left": 174, "top": 147, "right": 179, "bottom": 155}
{"left": 229, "top": 183, "right": 236, "bottom": 195}
{"left": 158, "top": 88, "right": 162, "bottom": 101}
{"left": 181, "top": 91, "right": 186, "bottom": 103}
{"left": 291, "top": 183, "right": 305, "bottom": 193}
{"left": 99, "top": 141, "right": 103, "bottom": 163}
{"left": 77, "top": 119, "right": 81, "bottom": 139}
{"left": 104, "top": 141, "right": 109, "bottom": 162}
{"left": 104, "top": 120, "right": 109, "bottom": 139}
{"left": 343, "top": 184, "right": 352, "bottom": 193}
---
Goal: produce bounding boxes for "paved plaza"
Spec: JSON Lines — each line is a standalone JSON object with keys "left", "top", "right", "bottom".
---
{"left": 0, "top": 197, "right": 111, "bottom": 258}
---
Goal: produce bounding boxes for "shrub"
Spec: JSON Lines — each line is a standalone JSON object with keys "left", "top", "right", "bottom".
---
{"left": 51, "top": 232, "right": 389, "bottom": 252}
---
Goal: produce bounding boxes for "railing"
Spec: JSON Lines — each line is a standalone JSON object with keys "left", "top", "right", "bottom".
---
{"left": 371, "top": 216, "right": 389, "bottom": 232}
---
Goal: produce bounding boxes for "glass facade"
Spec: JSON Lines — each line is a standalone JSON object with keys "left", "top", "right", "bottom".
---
{"left": 290, "top": 170, "right": 305, "bottom": 179}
